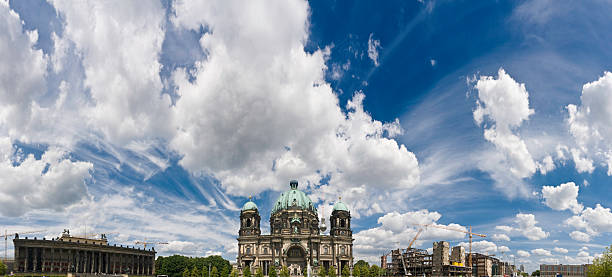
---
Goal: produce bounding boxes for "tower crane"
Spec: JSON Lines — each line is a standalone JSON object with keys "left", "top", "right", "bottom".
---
{"left": 413, "top": 224, "right": 486, "bottom": 268}
{"left": 135, "top": 240, "right": 169, "bottom": 250}
{"left": 0, "top": 229, "right": 45, "bottom": 261}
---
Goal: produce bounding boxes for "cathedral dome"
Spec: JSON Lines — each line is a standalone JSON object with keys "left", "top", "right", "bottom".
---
{"left": 333, "top": 198, "right": 349, "bottom": 212}
{"left": 241, "top": 196, "right": 258, "bottom": 211}
{"left": 271, "top": 180, "right": 316, "bottom": 213}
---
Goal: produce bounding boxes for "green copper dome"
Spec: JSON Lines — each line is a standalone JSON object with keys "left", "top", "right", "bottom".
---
{"left": 242, "top": 197, "right": 258, "bottom": 211}
{"left": 333, "top": 198, "right": 349, "bottom": 212}
{"left": 272, "top": 180, "right": 316, "bottom": 213}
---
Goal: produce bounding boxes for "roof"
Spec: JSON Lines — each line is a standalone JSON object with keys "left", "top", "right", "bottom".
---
{"left": 241, "top": 196, "right": 258, "bottom": 211}
{"left": 333, "top": 198, "right": 349, "bottom": 211}
{"left": 272, "top": 181, "right": 316, "bottom": 213}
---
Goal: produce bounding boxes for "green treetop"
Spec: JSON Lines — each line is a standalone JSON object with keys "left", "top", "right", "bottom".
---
{"left": 256, "top": 267, "right": 264, "bottom": 277}
{"left": 280, "top": 266, "right": 290, "bottom": 277}
{"left": 183, "top": 268, "right": 190, "bottom": 277}
{"left": 318, "top": 267, "right": 327, "bottom": 277}
{"left": 269, "top": 265, "right": 278, "bottom": 277}
{"left": 341, "top": 266, "right": 350, "bottom": 277}
{"left": 369, "top": 265, "right": 380, "bottom": 277}
{"left": 587, "top": 245, "right": 612, "bottom": 277}
{"left": 328, "top": 266, "right": 337, "bottom": 277}
{"left": 352, "top": 266, "right": 360, "bottom": 277}
{"left": 221, "top": 266, "right": 229, "bottom": 277}
{"left": 192, "top": 267, "right": 201, "bottom": 277}
{"left": 230, "top": 269, "right": 238, "bottom": 277}
{"left": 0, "top": 259, "right": 6, "bottom": 276}
{"left": 244, "top": 266, "right": 252, "bottom": 277}
{"left": 211, "top": 266, "right": 219, "bottom": 277}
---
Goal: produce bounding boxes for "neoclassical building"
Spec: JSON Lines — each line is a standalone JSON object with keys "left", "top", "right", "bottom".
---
{"left": 237, "top": 180, "right": 353, "bottom": 277}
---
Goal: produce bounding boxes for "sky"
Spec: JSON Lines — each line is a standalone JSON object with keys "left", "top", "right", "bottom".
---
{"left": 1, "top": 0, "right": 612, "bottom": 273}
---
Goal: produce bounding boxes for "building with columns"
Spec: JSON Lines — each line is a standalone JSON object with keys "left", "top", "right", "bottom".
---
{"left": 237, "top": 180, "right": 353, "bottom": 277}
{"left": 13, "top": 230, "right": 156, "bottom": 275}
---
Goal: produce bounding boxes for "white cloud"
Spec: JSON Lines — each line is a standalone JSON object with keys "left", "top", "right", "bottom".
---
{"left": 515, "top": 213, "right": 549, "bottom": 240}
{"left": 497, "top": 213, "right": 548, "bottom": 241}
{"left": 353, "top": 210, "right": 467, "bottom": 263}
{"left": 553, "top": 247, "right": 568, "bottom": 254}
{"left": 492, "top": 233, "right": 511, "bottom": 241}
{"left": 473, "top": 68, "right": 540, "bottom": 197}
{"left": 566, "top": 204, "right": 612, "bottom": 241}
{"left": 169, "top": 0, "right": 419, "bottom": 215}
{"left": 367, "top": 33, "right": 381, "bottom": 67}
{"left": 567, "top": 71, "right": 612, "bottom": 175}
{"left": 517, "top": 250, "right": 531, "bottom": 257}
{"left": 0, "top": 138, "right": 92, "bottom": 217}
{"left": 569, "top": 231, "right": 591, "bottom": 242}
{"left": 49, "top": 0, "right": 173, "bottom": 144}
{"left": 458, "top": 240, "right": 498, "bottom": 254}
{"left": 430, "top": 59, "right": 436, "bottom": 66}
{"left": 541, "top": 181, "right": 583, "bottom": 214}
{"left": 498, "top": 246, "right": 510, "bottom": 252}
{"left": 531, "top": 248, "right": 552, "bottom": 256}
{"left": 0, "top": 0, "right": 49, "bottom": 142}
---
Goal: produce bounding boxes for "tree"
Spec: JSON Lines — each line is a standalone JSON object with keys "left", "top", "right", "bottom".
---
{"left": 192, "top": 267, "right": 201, "bottom": 277}
{"left": 269, "top": 265, "right": 278, "bottom": 277}
{"left": 256, "top": 267, "right": 264, "bottom": 277}
{"left": 230, "top": 269, "right": 238, "bottom": 277}
{"left": 353, "top": 266, "right": 360, "bottom": 277}
{"left": 183, "top": 268, "right": 190, "bottom": 277}
{"left": 531, "top": 270, "right": 540, "bottom": 276}
{"left": 318, "top": 267, "right": 326, "bottom": 277}
{"left": 328, "top": 266, "right": 337, "bottom": 277}
{"left": 212, "top": 266, "right": 219, "bottom": 277}
{"left": 588, "top": 245, "right": 612, "bottom": 277}
{"left": 221, "top": 266, "right": 230, "bottom": 277}
{"left": 0, "top": 259, "right": 6, "bottom": 275}
{"left": 369, "top": 265, "right": 380, "bottom": 277}
{"left": 280, "top": 266, "right": 290, "bottom": 277}
{"left": 244, "top": 266, "right": 252, "bottom": 277}
{"left": 341, "top": 266, "right": 350, "bottom": 277}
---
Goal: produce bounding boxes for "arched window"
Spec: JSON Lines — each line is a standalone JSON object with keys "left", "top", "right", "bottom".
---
{"left": 264, "top": 247, "right": 268, "bottom": 254}
{"left": 324, "top": 246, "right": 329, "bottom": 254}
{"left": 340, "top": 219, "right": 345, "bottom": 227}
{"left": 341, "top": 246, "right": 345, "bottom": 255}
{"left": 246, "top": 246, "right": 251, "bottom": 254}
{"left": 246, "top": 218, "right": 252, "bottom": 227}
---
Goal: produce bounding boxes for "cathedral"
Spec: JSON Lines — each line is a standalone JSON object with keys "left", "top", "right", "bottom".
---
{"left": 237, "top": 180, "right": 353, "bottom": 277}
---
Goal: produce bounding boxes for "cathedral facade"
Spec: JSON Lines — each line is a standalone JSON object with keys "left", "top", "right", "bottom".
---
{"left": 237, "top": 180, "right": 353, "bottom": 277}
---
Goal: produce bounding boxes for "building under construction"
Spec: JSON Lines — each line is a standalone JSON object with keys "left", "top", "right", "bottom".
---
{"left": 382, "top": 241, "right": 472, "bottom": 277}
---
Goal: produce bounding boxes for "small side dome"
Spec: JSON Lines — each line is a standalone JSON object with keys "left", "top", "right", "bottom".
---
{"left": 242, "top": 196, "right": 258, "bottom": 211}
{"left": 333, "top": 197, "right": 349, "bottom": 212}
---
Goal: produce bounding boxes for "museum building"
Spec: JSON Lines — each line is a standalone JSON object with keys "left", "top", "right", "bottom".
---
{"left": 12, "top": 230, "right": 156, "bottom": 275}
{"left": 237, "top": 180, "right": 353, "bottom": 277}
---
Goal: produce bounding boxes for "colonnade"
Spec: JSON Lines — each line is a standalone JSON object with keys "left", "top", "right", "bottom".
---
{"left": 17, "top": 246, "right": 155, "bottom": 275}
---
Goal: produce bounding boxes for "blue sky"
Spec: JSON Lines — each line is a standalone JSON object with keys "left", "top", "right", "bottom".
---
{"left": 1, "top": 0, "right": 612, "bottom": 273}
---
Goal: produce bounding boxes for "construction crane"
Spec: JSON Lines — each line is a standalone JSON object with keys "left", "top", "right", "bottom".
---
{"left": 399, "top": 228, "right": 423, "bottom": 276}
{"left": 414, "top": 224, "right": 486, "bottom": 268}
{"left": 134, "top": 240, "right": 168, "bottom": 250}
{"left": 0, "top": 229, "right": 45, "bottom": 261}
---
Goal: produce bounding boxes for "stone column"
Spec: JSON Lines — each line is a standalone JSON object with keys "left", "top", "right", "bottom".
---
{"left": 113, "top": 253, "right": 116, "bottom": 274}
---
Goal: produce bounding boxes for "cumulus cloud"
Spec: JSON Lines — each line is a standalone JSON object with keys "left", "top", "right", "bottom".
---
{"left": 567, "top": 72, "right": 612, "bottom": 175}
{"left": 170, "top": 0, "right": 419, "bottom": 215}
{"left": 367, "top": 33, "right": 381, "bottom": 66}
{"left": 569, "top": 230, "right": 590, "bottom": 242}
{"left": 541, "top": 182, "right": 583, "bottom": 214}
{"left": 566, "top": 203, "right": 612, "bottom": 241}
{"left": 517, "top": 250, "right": 531, "bottom": 257}
{"left": 353, "top": 210, "right": 467, "bottom": 264}
{"left": 0, "top": 138, "right": 92, "bottom": 217}
{"left": 473, "top": 68, "right": 540, "bottom": 197}
{"left": 553, "top": 247, "right": 568, "bottom": 254}
{"left": 458, "top": 240, "right": 499, "bottom": 254}
{"left": 531, "top": 248, "right": 552, "bottom": 256}
{"left": 491, "top": 233, "right": 511, "bottom": 241}
{"left": 49, "top": 0, "right": 173, "bottom": 144}
{"left": 495, "top": 213, "right": 548, "bottom": 241}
